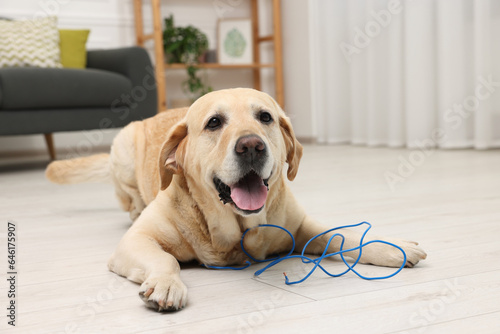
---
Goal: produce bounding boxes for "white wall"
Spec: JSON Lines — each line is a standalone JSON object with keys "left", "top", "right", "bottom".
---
{"left": 0, "top": 0, "right": 314, "bottom": 157}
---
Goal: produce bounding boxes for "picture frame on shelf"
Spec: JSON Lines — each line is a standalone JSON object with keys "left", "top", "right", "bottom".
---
{"left": 217, "top": 18, "right": 253, "bottom": 65}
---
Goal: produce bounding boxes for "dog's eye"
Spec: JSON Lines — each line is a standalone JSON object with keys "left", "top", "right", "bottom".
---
{"left": 259, "top": 111, "right": 273, "bottom": 124}
{"left": 206, "top": 116, "right": 222, "bottom": 130}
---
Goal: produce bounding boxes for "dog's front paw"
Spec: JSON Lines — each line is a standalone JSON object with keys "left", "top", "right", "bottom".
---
{"left": 399, "top": 240, "right": 427, "bottom": 268}
{"left": 139, "top": 274, "right": 188, "bottom": 312}
{"left": 359, "top": 238, "right": 427, "bottom": 268}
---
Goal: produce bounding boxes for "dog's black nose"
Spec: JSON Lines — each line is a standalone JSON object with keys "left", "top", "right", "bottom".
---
{"left": 235, "top": 135, "right": 266, "bottom": 162}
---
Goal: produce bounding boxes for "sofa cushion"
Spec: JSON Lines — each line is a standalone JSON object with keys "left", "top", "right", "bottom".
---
{"left": 0, "top": 67, "right": 132, "bottom": 110}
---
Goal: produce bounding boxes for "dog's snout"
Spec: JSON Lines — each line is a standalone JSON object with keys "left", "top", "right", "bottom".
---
{"left": 235, "top": 135, "right": 266, "bottom": 160}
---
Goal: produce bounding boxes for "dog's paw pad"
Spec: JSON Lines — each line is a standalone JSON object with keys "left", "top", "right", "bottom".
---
{"left": 404, "top": 261, "right": 414, "bottom": 268}
{"left": 139, "top": 275, "right": 187, "bottom": 312}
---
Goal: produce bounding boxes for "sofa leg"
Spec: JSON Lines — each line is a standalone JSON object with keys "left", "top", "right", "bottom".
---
{"left": 44, "top": 133, "right": 56, "bottom": 160}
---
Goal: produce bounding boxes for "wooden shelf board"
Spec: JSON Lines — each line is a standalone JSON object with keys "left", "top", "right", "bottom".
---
{"left": 164, "top": 63, "right": 275, "bottom": 69}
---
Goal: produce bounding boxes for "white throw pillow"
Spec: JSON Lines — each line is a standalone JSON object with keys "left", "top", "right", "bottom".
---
{"left": 0, "top": 16, "right": 62, "bottom": 68}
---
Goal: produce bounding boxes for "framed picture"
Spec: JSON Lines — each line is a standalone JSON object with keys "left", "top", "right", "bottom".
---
{"left": 218, "top": 19, "right": 253, "bottom": 65}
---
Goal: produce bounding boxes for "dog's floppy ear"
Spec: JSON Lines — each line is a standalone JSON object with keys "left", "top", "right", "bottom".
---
{"left": 279, "top": 113, "right": 303, "bottom": 181}
{"left": 159, "top": 121, "right": 188, "bottom": 190}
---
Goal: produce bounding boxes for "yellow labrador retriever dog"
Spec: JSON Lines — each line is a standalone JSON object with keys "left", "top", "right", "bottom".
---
{"left": 46, "top": 88, "right": 426, "bottom": 311}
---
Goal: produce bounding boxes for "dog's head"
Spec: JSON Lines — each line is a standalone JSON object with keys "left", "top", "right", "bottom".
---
{"left": 159, "top": 88, "right": 302, "bottom": 216}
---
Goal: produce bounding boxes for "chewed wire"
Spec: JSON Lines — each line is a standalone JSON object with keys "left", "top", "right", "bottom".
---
{"left": 203, "top": 221, "right": 407, "bottom": 284}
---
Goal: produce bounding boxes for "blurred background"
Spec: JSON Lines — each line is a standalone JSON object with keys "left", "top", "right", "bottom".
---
{"left": 1, "top": 0, "right": 499, "bottom": 160}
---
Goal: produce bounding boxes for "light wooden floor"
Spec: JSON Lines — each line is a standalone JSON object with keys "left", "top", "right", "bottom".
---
{"left": 1, "top": 145, "right": 500, "bottom": 333}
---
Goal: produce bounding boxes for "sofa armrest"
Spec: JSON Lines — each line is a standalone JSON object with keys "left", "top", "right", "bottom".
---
{"left": 86, "top": 47, "right": 158, "bottom": 117}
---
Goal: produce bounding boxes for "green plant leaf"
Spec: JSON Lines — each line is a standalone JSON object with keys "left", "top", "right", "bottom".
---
{"left": 163, "top": 15, "right": 212, "bottom": 99}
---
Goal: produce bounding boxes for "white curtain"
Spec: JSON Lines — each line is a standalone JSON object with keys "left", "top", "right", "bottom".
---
{"left": 310, "top": 0, "right": 500, "bottom": 149}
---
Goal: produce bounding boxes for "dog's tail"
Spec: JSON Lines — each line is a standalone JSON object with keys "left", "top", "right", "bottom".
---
{"left": 45, "top": 153, "right": 111, "bottom": 184}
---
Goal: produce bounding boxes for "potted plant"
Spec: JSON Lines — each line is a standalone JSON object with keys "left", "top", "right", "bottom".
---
{"left": 163, "top": 15, "right": 212, "bottom": 105}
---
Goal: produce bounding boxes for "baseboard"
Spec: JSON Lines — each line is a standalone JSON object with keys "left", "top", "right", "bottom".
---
{"left": 296, "top": 137, "right": 317, "bottom": 145}
{"left": 0, "top": 145, "right": 111, "bottom": 161}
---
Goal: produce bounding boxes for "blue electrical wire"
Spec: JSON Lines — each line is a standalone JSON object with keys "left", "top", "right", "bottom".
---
{"left": 203, "top": 221, "right": 407, "bottom": 284}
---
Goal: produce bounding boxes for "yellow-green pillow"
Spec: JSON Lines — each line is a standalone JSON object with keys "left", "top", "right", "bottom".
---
{"left": 59, "top": 29, "right": 90, "bottom": 69}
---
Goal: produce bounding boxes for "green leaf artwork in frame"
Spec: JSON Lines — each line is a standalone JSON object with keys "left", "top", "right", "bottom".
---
{"left": 223, "top": 28, "right": 247, "bottom": 58}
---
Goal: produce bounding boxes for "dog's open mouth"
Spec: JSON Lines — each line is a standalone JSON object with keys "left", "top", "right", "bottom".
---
{"left": 214, "top": 171, "right": 269, "bottom": 214}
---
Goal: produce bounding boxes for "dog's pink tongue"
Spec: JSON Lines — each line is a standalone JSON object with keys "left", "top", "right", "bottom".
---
{"left": 230, "top": 174, "right": 268, "bottom": 211}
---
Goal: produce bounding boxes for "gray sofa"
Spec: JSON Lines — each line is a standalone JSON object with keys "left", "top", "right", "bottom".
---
{"left": 0, "top": 46, "right": 157, "bottom": 159}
